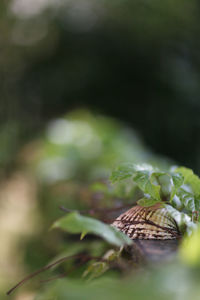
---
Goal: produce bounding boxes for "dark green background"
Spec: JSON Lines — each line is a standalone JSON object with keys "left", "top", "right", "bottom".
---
{"left": 1, "top": 0, "right": 200, "bottom": 172}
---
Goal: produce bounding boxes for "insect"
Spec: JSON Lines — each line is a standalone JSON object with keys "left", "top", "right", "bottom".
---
{"left": 112, "top": 203, "right": 181, "bottom": 240}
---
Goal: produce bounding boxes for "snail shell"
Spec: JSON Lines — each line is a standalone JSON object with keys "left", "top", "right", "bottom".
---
{"left": 112, "top": 203, "right": 181, "bottom": 240}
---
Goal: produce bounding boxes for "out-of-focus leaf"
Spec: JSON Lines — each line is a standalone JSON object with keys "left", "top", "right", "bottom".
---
{"left": 90, "top": 182, "right": 109, "bottom": 194}
{"left": 180, "top": 225, "right": 200, "bottom": 266}
{"left": 35, "top": 263, "right": 200, "bottom": 300}
{"left": 110, "top": 163, "right": 136, "bottom": 183}
{"left": 83, "top": 261, "right": 109, "bottom": 280}
{"left": 52, "top": 212, "right": 132, "bottom": 247}
{"left": 175, "top": 167, "right": 200, "bottom": 195}
{"left": 103, "top": 249, "right": 121, "bottom": 261}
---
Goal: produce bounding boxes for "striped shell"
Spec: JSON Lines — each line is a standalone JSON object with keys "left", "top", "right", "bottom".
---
{"left": 112, "top": 204, "right": 180, "bottom": 240}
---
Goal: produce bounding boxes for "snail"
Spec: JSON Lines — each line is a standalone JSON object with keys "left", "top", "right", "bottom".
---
{"left": 112, "top": 203, "right": 181, "bottom": 240}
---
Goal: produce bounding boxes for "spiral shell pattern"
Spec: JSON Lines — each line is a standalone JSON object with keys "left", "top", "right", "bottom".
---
{"left": 112, "top": 204, "right": 180, "bottom": 240}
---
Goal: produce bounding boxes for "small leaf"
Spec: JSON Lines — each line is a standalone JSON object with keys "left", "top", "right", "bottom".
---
{"left": 137, "top": 197, "right": 160, "bottom": 207}
{"left": 83, "top": 249, "right": 120, "bottom": 280}
{"left": 175, "top": 167, "right": 200, "bottom": 195}
{"left": 134, "top": 171, "right": 161, "bottom": 201}
{"left": 171, "top": 172, "right": 184, "bottom": 188}
{"left": 170, "top": 172, "right": 184, "bottom": 201}
{"left": 177, "top": 188, "right": 196, "bottom": 212}
{"left": 83, "top": 261, "right": 108, "bottom": 280}
{"left": 52, "top": 212, "right": 132, "bottom": 247}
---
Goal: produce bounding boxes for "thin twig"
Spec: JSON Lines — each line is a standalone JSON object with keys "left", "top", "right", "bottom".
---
{"left": 6, "top": 254, "right": 85, "bottom": 296}
{"left": 39, "top": 272, "right": 68, "bottom": 283}
{"left": 39, "top": 256, "right": 91, "bottom": 284}
{"left": 7, "top": 253, "right": 105, "bottom": 295}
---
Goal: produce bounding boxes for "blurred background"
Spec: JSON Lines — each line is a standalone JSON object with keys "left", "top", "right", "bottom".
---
{"left": 1, "top": 0, "right": 200, "bottom": 299}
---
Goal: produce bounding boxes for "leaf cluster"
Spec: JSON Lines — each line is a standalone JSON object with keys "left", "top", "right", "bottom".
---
{"left": 110, "top": 163, "right": 200, "bottom": 233}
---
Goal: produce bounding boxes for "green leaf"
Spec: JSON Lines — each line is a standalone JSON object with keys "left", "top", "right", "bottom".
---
{"left": 83, "top": 249, "right": 120, "bottom": 280}
{"left": 175, "top": 167, "right": 200, "bottom": 195}
{"left": 194, "top": 195, "right": 200, "bottom": 214}
{"left": 165, "top": 204, "right": 195, "bottom": 235}
{"left": 80, "top": 231, "right": 88, "bottom": 240}
{"left": 177, "top": 188, "right": 196, "bottom": 212}
{"left": 171, "top": 172, "right": 184, "bottom": 188}
{"left": 170, "top": 172, "right": 184, "bottom": 201}
{"left": 177, "top": 188, "right": 200, "bottom": 219}
{"left": 110, "top": 163, "right": 136, "bottom": 183}
{"left": 83, "top": 261, "right": 109, "bottom": 280}
{"left": 110, "top": 164, "right": 162, "bottom": 201}
{"left": 134, "top": 171, "right": 161, "bottom": 201}
{"left": 137, "top": 197, "right": 161, "bottom": 207}
{"left": 52, "top": 212, "right": 132, "bottom": 247}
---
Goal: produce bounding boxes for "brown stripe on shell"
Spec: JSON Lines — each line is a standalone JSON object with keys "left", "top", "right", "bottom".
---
{"left": 112, "top": 204, "right": 181, "bottom": 240}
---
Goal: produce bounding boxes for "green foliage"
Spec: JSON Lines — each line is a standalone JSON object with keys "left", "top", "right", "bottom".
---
{"left": 7, "top": 111, "right": 198, "bottom": 300}
{"left": 3, "top": 113, "right": 200, "bottom": 300}
{"left": 29, "top": 111, "right": 165, "bottom": 232}
{"left": 165, "top": 205, "right": 196, "bottom": 235}
{"left": 169, "top": 172, "right": 184, "bottom": 202}
{"left": 110, "top": 164, "right": 164, "bottom": 204}
{"left": 110, "top": 163, "right": 200, "bottom": 234}
{"left": 34, "top": 262, "right": 200, "bottom": 300}
{"left": 35, "top": 112, "right": 158, "bottom": 184}
{"left": 176, "top": 167, "right": 200, "bottom": 195}
{"left": 2, "top": 0, "right": 200, "bottom": 295}
{"left": 38, "top": 161, "right": 199, "bottom": 300}
{"left": 175, "top": 167, "right": 200, "bottom": 218}
{"left": 110, "top": 163, "right": 137, "bottom": 183}
{"left": 52, "top": 211, "right": 132, "bottom": 247}
{"left": 134, "top": 171, "right": 161, "bottom": 201}
{"left": 177, "top": 188, "right": 196, "bottom": 212}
